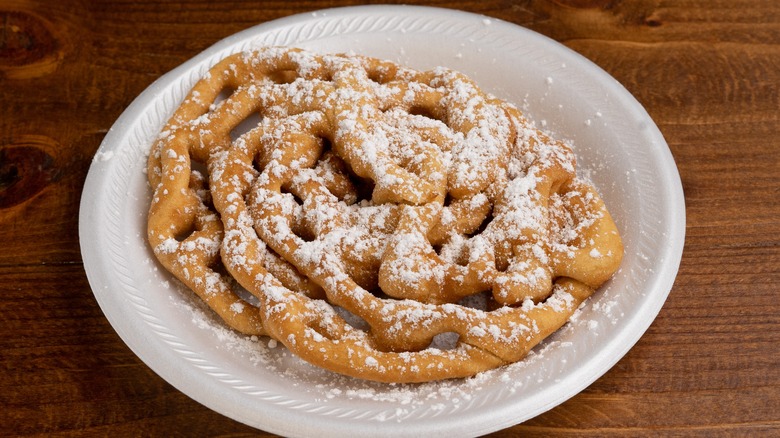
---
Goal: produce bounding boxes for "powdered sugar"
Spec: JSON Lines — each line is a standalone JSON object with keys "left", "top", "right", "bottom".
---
{"left": 147, "top": 46, "right": 622, "bottom": 384}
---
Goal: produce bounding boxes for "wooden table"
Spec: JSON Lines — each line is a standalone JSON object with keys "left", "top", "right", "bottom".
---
{"left": 2, "top": 0, "right": 778, "bottom": 436}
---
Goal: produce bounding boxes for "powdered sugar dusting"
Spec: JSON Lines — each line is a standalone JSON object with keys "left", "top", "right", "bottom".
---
{"left": 147, "top": 46, "right": 623, "bottom": 384}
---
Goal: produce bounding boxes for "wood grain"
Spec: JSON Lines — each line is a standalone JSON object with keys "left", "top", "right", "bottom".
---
{"left": 1, "top": 0, "right": 778, "bottom": 436}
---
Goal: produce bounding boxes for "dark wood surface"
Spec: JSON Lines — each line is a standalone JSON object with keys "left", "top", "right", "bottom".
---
{"left": 2, "top": 0, "right": 779, "bottom": 436}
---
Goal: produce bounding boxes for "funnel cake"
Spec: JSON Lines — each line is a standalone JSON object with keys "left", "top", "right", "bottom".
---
{"left": 147, "top": 47, "right": 623, "bottom": 383}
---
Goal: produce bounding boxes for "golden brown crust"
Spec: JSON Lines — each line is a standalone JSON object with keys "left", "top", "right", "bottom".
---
{"left": 147, "top": 47, "right": 623, "bottom": 383}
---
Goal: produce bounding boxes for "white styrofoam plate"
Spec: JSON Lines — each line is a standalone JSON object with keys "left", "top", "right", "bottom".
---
{"left": 80, "top": 5, "right": 684, "bottom": 437}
